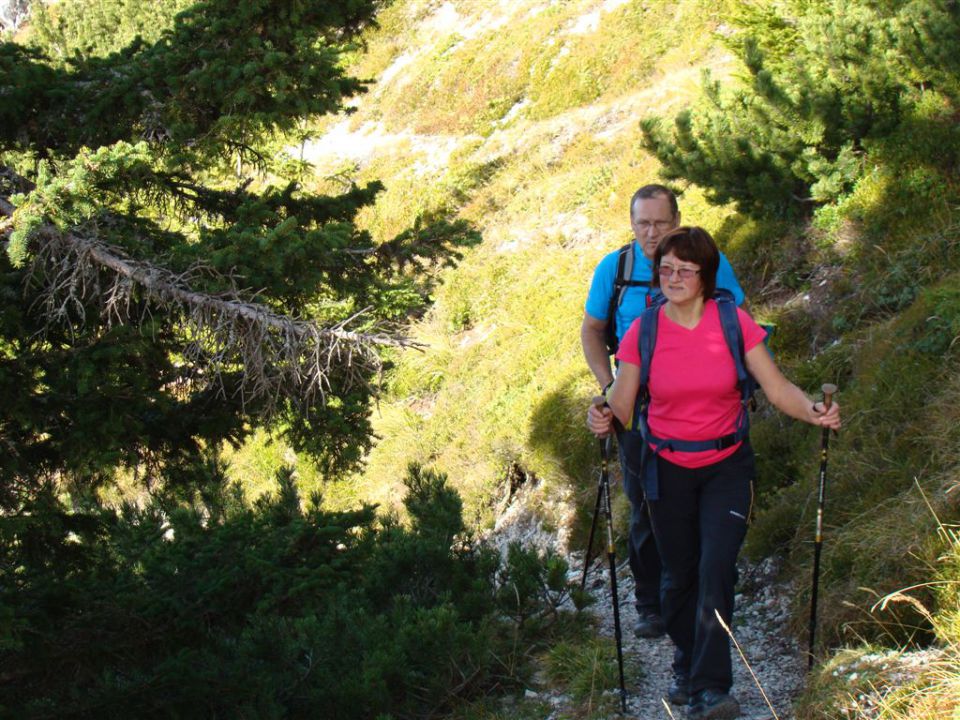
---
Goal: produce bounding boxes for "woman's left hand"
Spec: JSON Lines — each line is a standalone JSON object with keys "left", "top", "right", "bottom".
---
{"left": 810, "top": 400, "right": 841, "bottom": 430}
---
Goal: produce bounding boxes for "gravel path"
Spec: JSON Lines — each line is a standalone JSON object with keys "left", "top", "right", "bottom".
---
{"left": 560, "top": 554, "right": 806, "bottom": 719}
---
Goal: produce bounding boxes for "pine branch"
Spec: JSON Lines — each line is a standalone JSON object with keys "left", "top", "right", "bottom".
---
{"left": 1, "top": 194, "right": 422, "bottom": 413}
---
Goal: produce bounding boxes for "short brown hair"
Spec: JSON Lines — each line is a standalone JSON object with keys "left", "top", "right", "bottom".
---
{"left": 652, "top": 226, "right": 720, "bottom": 299}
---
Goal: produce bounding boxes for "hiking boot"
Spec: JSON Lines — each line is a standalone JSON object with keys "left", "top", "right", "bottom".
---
{"left": 667, "top": 671, "right": 690, "bottom": 705}
{"left": 688, "top": 689, "right": 741, "bottom": 720}
{"left": 633, "top": 610, "right": 665, "bottom": 638}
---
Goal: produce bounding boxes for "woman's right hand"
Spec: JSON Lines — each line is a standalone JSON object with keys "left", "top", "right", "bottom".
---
{"left": 587, "top": 401, "right": 614, "bottom": 437}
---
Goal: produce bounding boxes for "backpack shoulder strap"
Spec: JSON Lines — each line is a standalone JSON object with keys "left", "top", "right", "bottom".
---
{"left": 639, "top": 304, "right": 659, "bottom": 391}
{"left": 713, "top": 291, "right": 754, "bottom": 404}
{"left": 646, "top": 286, "right": 664, "bottom": 308}
{"left": 618, "top": 244, "right": 653, "bottom": 290}
{"left": 613, "top": 243, "right": 634, "bottom": 297}
{"left": 631, "top": 303, "right": 660, "bottom": 431}
{"left": 613, "top": 243, "right": 655, "bottom": 290}
{"left": 618, "top": 242, "right": 634, "bottom": 283}
{"left": 604, "top": 243, "right": 634, "bottom": 354}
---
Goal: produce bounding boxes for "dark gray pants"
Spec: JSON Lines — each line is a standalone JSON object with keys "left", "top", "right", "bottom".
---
{"left": 647, "top": 443, "right": 754, "bottom": 694}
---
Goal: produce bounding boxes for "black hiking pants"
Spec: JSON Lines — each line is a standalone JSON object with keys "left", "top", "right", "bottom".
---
{"left": 647, "top": 442, "right": 754, "bottom": 695}
{"left": 618, "top": 441, "right": 662, "bottom": 614}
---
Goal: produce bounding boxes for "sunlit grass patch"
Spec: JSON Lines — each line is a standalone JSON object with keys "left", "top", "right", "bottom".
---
{"left": 542, "top": 634, "right": 638, "bottom": 717}
{"left": 355, "top": 236, "right": 601, "bottom": 530}
{"left": 796, "top": 516, "right": 960, "bottom": 719}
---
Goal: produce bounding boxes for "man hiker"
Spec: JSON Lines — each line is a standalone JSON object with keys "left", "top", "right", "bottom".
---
{"left": 580, "top": 184, "right": 745, "bottom": 638}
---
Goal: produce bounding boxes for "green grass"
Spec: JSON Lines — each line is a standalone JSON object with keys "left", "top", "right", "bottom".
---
{"left": 339, "top": 0, "right": 736, "bottom": 139}
{"left": 795, "top": 518, "right": 960, "bottom": 719}
{"left": 354, "top": 237, "right": 594, "bottom": 523}
{"left": 542, "top": 635, "right": 635, "bottom": 717}
{"left": 746, "top": 271, "right": 960, "bottom": 646}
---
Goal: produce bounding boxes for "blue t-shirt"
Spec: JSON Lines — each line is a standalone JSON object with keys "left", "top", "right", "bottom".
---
{"left": 584, "top": 240, "right": 745, "bottom": 344}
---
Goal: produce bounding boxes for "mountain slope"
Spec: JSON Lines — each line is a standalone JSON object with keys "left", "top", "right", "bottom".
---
{"left": 295, "top": 0, "right": 742, "bottom": 523}
{"left": 239, "top": 3, "right": 960, "bottom": 715}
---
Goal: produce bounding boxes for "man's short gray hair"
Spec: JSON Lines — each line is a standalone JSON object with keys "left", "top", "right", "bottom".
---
{"left": 630, "top": 184, "right": 679, "bottom": 219}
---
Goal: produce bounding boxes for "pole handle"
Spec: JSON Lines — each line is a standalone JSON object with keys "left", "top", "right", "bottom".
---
{"left": 821, "top": 383, "right": 837, "bottom": 410}
{"left": 592, "top": 395, "right": 606, "bottom": 408}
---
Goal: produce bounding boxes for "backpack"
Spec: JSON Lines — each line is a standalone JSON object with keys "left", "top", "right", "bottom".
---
{"left": 603, "top": 242, "right": 654, "bottom": 355}
{"left": 630, "top": 288, "right": 758, "bottom": 457}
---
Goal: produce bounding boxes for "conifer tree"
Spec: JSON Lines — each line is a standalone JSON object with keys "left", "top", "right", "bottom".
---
{"left": 0, "top": 5, "right": 583, "bottom": 717}
{"left": 0, "top": 0, "right": 479, "bottom": 502}
{"left": 641, "top": 0, "right": 960, "bottom": 219}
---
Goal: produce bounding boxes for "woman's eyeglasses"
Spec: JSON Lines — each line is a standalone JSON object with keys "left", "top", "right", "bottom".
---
{"left": 657, "top": 265, "right": 700, "bottom": 279}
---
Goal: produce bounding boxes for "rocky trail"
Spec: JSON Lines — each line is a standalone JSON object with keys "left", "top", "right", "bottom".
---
{"left": 545, "top": 554, "right": 807, "bottom": 719}
{"left": 491, "top": 473, "right": 808, "bottom": 719}
{"left": 491, "top": 470, "right": 952, "bottom": 720}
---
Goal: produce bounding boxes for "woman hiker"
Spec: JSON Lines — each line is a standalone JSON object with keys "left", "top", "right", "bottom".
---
{"left": 586, "top": 226, "right": 841, "bottom": 720}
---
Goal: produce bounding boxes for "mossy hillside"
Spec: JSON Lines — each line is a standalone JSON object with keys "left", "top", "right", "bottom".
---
{"left": 745, "top": 270, "right": 960, "bottom": 648}
{"left": 347, "top": 0, "right": 736, "bottom": 137}
{"left": 319, "top": 1, "right": 741, "bottom": 255}
{"left": 276, "top": 1, "right": 743, "bottom": 527}
{"left": 350, "top": 237, "right": 596, "bottom": 529}
{"left": 223, "top": 0, "right": 960, "bottom": 677}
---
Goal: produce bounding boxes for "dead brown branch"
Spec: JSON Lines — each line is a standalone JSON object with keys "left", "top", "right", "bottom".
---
{"left": 0, "top": 197, "right": 14, "bottom": 232}
{"left": 1, "top": 195, "right": 423, "bottom": 413}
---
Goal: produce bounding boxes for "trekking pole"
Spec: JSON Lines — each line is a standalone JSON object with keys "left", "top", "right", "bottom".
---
{"left": 591, "top": 397, "right": 628, "bottom": 713}
{"left": 807, "top": 383, "right": 838, "bottom": 670}
{"left": 579, "top": 467, "right": 604, "bottom": 591}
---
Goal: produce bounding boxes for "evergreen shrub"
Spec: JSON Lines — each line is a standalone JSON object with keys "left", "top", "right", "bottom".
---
{"left": 0, "top": 464, "right": 574, "bottom": 719}
{"left": 642, "top": 0, "right": 960, "bottom": 221}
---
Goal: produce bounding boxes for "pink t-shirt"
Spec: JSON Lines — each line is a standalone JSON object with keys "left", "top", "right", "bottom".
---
{"left": 615, "top": 300, "right": 767, "bottom": 468}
